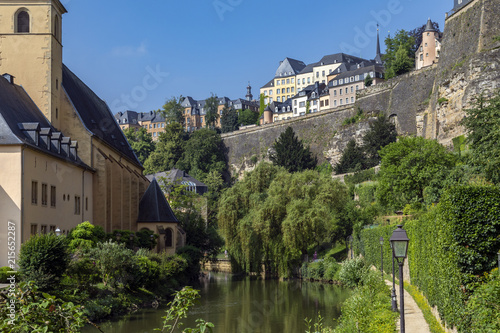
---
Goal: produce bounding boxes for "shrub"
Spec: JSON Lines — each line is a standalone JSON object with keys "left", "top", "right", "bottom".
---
{"left": 323, "top": 260, "right": 341, "bottom": 282}
{"left": 0, "top": 281, "right": 87, "bottom": 332}
{"left": 87, "top": 241, "right": 135, "bottom": 288}
{"left": 66, "top": 253, "right": 100, "bottom": 289}
{"left": 19, "top": 233, "right": 70, "bottom": 290}
{"left": 465, "top": 269, "right": 500, "bottom": 332}
{"left": 338, "top": 257, "right": 370, "bottom": 288}
{"left": 131, "top": 255, "right": 160, "bottom": 289}
{"left": 67, "top": 221, "right": 105, "bottom": 252}
{"left": 0, "top": 266, "right": 20, "bottom": 283}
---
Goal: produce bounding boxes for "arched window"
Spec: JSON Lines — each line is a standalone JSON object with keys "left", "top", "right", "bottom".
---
{"left": 17, "top": 10, "right": 30, "bottom": 33}
{"left": 165, "top": 228, "right": 173, "bottom": 248}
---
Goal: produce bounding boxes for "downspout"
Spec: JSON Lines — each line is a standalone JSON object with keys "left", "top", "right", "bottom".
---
{"left": 21, "top": 146, "right": 25, "bottom": 245}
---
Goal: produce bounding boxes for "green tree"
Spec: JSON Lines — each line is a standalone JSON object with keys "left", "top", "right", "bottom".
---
{"left": 204, "top": 94, "right": 219, "bottom": 129}
{"left": 270, "top": 126, "right": 317, "bottom": 173}
{"left": 392, "top": 44, "right": 414, "bottom": 77}
{"left": 123, "top": 127, "right": 155, "bottom": 165}
{"left": 176, "top": 128, "right": 227, "bottom": 183}
{"left": 364, "top": 74, "right": 373, "bottom": 87}
{"left": 160, "top": 96, "right": 185, "bottom": 126}
{"left": 334, "top": 139, "right": 365, "bottom": 175}
{"left": 220, "top": 105, "right": 239, "bottom": 133}
{"left": 376, "top": 136, "right": 456, "bottom": 209}
{"left": 238, "top": 109, "right": 259, "bottom": 126}
{"left": 383, "top": 30, "right": 415, "bottom": 79}
{"left": 144, "top": 122, "right": 186, "bottom": 174}
{"left": 306, "top": 101, "right": 311, "bottom": 114}
{"left": 67, "top": 221, "right": 105, "bottom": 251}
{"left": 462, "top": 92, "right": 500, "bottom": 184}
{"left": 259, "top": 93, "right": 267, "bottom": 117}
{"left": 362, "top": 114, "right": 397, "bottom": 168}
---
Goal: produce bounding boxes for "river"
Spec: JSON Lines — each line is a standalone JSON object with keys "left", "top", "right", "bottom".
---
{"left": 81, "top": 273, "right": 350, "bottom": 333}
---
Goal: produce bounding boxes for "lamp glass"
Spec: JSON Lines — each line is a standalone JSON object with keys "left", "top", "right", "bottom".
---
{"left": 392, "top": 240, "right": 408, "bottom": 258}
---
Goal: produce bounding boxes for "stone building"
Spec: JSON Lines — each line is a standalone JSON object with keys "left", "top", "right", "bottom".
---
{"left": 0, "top": 0, "right": 157, "bottom": 261}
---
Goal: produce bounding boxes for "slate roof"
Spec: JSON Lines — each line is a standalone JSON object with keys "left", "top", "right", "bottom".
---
{"left": 146, "top": 168, "right": 208, "bottom": 196}
{"left": 115, "top": 110, "right": 140, "bottom": 126}
{"left": 260, "top": 79, "right": 275, "bottom": 89}
{"left": 328, "top": 64, "right": 385, "bottom": 88}
{"left": 425, "top": 18, "right": 437, "bottom": 32}
{"left": 298, "top": 62, "right": 319, "bottom": 74}
{"left": 62, "top": 65, "right": 140, "bottom": 166}
{"left": 0, "top": 74, "right": 91, "bottom": 168}
{"left": 137, "top": 178, "right": 179, "bottom": 223}
{"left": 317, "top": 53, "right": 369, "bottom": 67}
{"left": 275, "top": 57, "right": 307, "bottom": 77}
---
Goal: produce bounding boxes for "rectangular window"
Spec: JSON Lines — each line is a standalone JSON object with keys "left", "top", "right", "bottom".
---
{"left": 322, "top": 70, "right": 325, "bottom": 77}
{"left": 313, "top": 100, "right": 318, "bottom": 106}
{"left": 74, "top": 196, "right": 81, "bottom": 215}
{"left": 276, "top": 89, "right": 280, "bottom": 94}
{"left": 49, "top": 225, "right": 56, "bottom": 233}
{"left": 325, "top": 100, "right": 329, "bottom": 106}
{"left": 269, "top": 90, "right": 273, "bottom": 95}
{"left": 31, "top": 181, "right": 38, "bottom": 204}
{"left": 277, "top": 81, "right": 280, "bottom": 85}
{"left": 287, "top": 88, "right": 290, "bottom": 93}
{"left": 41, "top": 225, "right": 47, "bottom": 235}
{"left": 264, "top": 90, "right": 267, "bottom": 95}
{"left": 286, "top": 79, "right": 290, "bottom": 84}
{"left": 320, "top": 101, "right": 324, "bottom": 107}
{"left": 307, "top": 78, "right": 311, "bottom": 84}
{"left": 30, "top": 224, "right": 38, "bottom": 235}
{"left": 302, "top": 78, "right": 305, "bottom": 84}
{"left": 294, "top": 108, "right": 297, "bottom": 114}
{"left": 50, "top": 186, "right": 56, "bottom": 207}
{"left": 351, "top": 97, "right": 354, "bottom": 103}
{"left": 281, "top": 80, "right": 285, "bottom": 85}
{"left": 345, "top": 88, "right": 348, "bottom": 94}
{"left": 291, "top": 78, "right": 295, "bottom": 83}
{"left": 356, "top": 85, "right": 359, "bottom": 91}
{"left": 291, "top": 87, "right": 294, "bottom": 93}
{"left": 316, "top": 72, "right": 319, "bottom": 78}
{"left": 277, "top": 97, "right": 281, "bottom": 102}
{"left": 269, "top": 98, "right": 273, "bottom": 103}
{"left": 41, "top": 183, "right": 47, "bottom": 206}
{"left": 334, "top": 100, "right": 337, "bottom": 107}
{"left": 346, "top": 98, "right": 349, "bottom": 104}
{"left": 339, "top": 89, "right": 343, "bottom": 95}
{"left": 340, "top": 99, "right": 343, "bottom": 105}
{"left": 299, "top": 101, "right": 305, "bottom": 107}
{"left": 334, "top": 90, "right": 337, "bottom": 96}
{"left": 294, "top": 100, "right": 297, "bottom": 106}
{"left": 351, "top": 86, "right": 354, "bottom": 93}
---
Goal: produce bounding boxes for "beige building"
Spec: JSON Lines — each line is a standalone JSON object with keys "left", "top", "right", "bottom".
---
{"left": 0, "top": 0, "right": 168, "bottom": 265}
{"left": 260, "top": 58, "right": 306, "bottom": 104}
{"left": 415, "top": 19, "right": 442, "bottom": 70}
{"left": 0, "top": 74, "right": 94, "bottom": 267}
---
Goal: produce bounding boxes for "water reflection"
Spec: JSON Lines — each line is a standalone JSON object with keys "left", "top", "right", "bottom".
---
{"left": 82, "top": 273, "right": 350, "bottom": 333}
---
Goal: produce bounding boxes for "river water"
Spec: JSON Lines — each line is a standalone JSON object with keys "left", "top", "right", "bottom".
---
{"left": 82, "top": 273, "right": 350, "bottom": 333}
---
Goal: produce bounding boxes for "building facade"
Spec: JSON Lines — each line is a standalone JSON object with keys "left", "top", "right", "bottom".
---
{"left": 415, "top": 19, "right": 442, "bottom": 70}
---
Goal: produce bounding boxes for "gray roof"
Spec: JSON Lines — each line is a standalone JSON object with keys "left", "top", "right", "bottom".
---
{"left": 328, "top": 64, "right": 385, "bottom": 87}
{"left": 261, "top": 79, "right": 275, "bottom": 89}
{"left": 317, "top": 53, "right": 369, "bottom": 67}
{"left": 115, "top": 110, "right": 139, "bottom": 126}
{"left": 137, "top": 178, "right": 179, "bottom": 223}
{"left": 0, "top": 74, "right": 91, "bottom": 168}
{"left": 62, "top": 65, "right": 141, "bottom": 166}
{"left": 298, "top": 62, "right": 319, "bottom": 74}
{"left": 138, "top": 111, "right": 165, "bottom": 123}
{"left": 181, "top": 96, "right": 197, "bottom": 108}
{"left": 275, "top": 57, "right": 307, "bottom": 78}
{"left": 146, "top": 169, "right": 208, "bottom": 195}
{"left": 425, "top": 18, "right": 437, "bottom": 32}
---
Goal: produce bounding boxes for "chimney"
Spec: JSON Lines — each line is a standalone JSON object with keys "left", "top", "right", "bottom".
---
{"left": 70, "top": 141, "right": 78, "bottom": 161}
{"left": 2, "top": 73, "right": 15, "bottom": 84}
{"left": 18, "top": 123, "right": 40, "bottom": 146}
{"left": 39, "top": 128, "right": 52, "bottom": 149}
{"left": 51, "top": 132, "right": 62, "bottom": 154}
{"left": 61, "top": 137, "right": 71, "bottom": 157}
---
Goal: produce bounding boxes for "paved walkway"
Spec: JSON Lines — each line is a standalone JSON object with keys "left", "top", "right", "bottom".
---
{"left": 385, "top": 280, "right": 431, "bottom": 333}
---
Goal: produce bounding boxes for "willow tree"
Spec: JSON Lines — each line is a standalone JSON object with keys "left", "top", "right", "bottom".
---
{"left": 218, "top": 163, "right": 352, "bottom": 277}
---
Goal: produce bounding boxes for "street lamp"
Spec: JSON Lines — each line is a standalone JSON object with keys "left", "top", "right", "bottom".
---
{"left": 55, "top": 227, "right": 61, "bottom": 236}
{"left": 116, "top": 232, "right": 122, "bottom": 242}
{"left": 390, "top": 225, "right": 410, "bottom": 333}
{"left": 390, "top": 242, "right": 398, "bottom": 312}
{"left": 380, "top": 237, "right": 384, "bottom": 280}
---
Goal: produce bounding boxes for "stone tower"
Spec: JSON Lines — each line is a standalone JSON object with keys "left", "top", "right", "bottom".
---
{"left": 416, "top": 18, "right": 441, "bottom": 70}
{"left": 0, "top": 0, "right": 67, "bottom": 129}
{"left": 246, "top": 82, "right": 253, "bottom": 101}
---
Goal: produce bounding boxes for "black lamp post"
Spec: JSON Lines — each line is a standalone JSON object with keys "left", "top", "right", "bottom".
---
{"left": 390, "top": 225, "right": 410, "bottom": 333}
{"left": 348, "top": 235, "right": 353, "bottom": 259}
{"left": 116, "top": 232, "right": 122, "bottom": 242}
{"left": 390, "top": 242, "right": 398, "bottom": 312}
{"left": 380, "top": 236, "right": 384, "bottom": 280}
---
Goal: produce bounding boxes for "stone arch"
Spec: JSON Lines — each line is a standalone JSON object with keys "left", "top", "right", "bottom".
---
{"left": 15, "top": 8, "right": 30, "bottom": 33}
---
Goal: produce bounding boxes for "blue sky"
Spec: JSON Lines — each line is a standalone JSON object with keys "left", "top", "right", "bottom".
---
{"left": 61, "top": 0, "right": 452, "bottom": 114}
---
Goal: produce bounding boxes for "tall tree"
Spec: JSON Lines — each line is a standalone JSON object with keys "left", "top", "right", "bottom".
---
{"left": 392, "top": 44, "right": 414, "bottom": 77}
{"left": 204, "top": 94, "right": 219, "bottom": 129}
{"left": 123, "top": 127, "right": 155, "bottom": 165}
{"left": 334, "top": 140, "right": 365, "bottom": 175}
{"left": 160, "top": 96, "right": 185, "bottom": 126}
{"left": 376, "top": 136, "right": 456, "bottom": 209}
{"left": 270, "top": 126, "right": 317, "bottom": 173}
{"left": 462, "top": 93, "right": 500, "bottom": 184}
{"left": 362, "top": 114, "right": 397, "bottom": 168}
{"left": 220, "top": 105, "right": 239, "bottom": 133}
{"left": 176, "top": 128, "right": 227, "bottom": 183}
{"left": 383, "top": 30, "right": 415, "bottom": 79}
{"left": 238, "top": 109, "right": 259, "bottom": 126}
{"left": 143, "top": 122, "right": 186, "bottom": 174}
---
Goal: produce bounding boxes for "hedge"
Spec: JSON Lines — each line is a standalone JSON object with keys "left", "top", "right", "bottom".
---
{"left": 356, "top": 185, "right": 500, "bottom": 332}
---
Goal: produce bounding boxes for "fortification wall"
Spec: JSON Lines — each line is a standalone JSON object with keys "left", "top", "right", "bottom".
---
{"left": 222, "top": 0, "right": 500, "bottom": 175}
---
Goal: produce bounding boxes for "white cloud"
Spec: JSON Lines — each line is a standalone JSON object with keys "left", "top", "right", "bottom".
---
{"left": 110, "top": 41, "right": 148, "bottom": 57}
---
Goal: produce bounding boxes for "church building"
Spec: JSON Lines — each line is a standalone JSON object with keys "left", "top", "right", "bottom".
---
{"left": 0, "top": 0, "right": 181, "bottom": 265}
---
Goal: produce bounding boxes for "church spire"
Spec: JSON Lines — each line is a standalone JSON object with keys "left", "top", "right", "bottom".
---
{"left": 246, "top": 82, "right": 253, "bottom": 101}
{"left": 375, "top": 24, "right": 383, "bottom": 64}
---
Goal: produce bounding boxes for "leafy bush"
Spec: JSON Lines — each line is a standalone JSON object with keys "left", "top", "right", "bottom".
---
{"left": 19, "top": 233, "right": 70, "bottom": 290}
{"left": 66, "top": 254, "right": 100, "bottom": 289}
{"left": 87, "top": 241, "right": 135, "bottom": 288}
{"left": 334, "top": 270, "right": 397, "bottom": 332}
{"left": 465, "top": 269, "right": 500, "bottom": 332}
{"left": 67, "top": 221, "right": 105, "bottom": 251}
{"left": 0, "top": 266, "right": 20, "bottom": 283}
{"left": 338, "top": 257, "right": 370, "bottom": 288}
{"left": 344, "top": 168, "right": 376, "bottom": 186}
{"left": 0, "top": 281, "right": 87, "bottom": 332}
{"left": 131, "top": 255, "right": 160, "bottom": 289}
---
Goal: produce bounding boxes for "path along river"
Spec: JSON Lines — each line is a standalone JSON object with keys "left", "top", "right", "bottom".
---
{"left": 82, "top": 272, "right": 351, "bottom": 333}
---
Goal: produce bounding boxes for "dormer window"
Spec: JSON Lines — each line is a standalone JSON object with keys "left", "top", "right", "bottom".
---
{"left": 16, "top": 10, "right": 30, "bottom": 33}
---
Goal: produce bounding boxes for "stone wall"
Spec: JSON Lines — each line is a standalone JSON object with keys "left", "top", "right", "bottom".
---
{"left": 222, "top": 107, "right": 377, "bottom": 178}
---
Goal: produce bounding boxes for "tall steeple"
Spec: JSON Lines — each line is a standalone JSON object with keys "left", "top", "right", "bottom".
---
{"left": 246, "top": 82, "right": 253, "bottom": 101}
{"left": 375, "top": 24, "right": 383, "bottom": 64}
